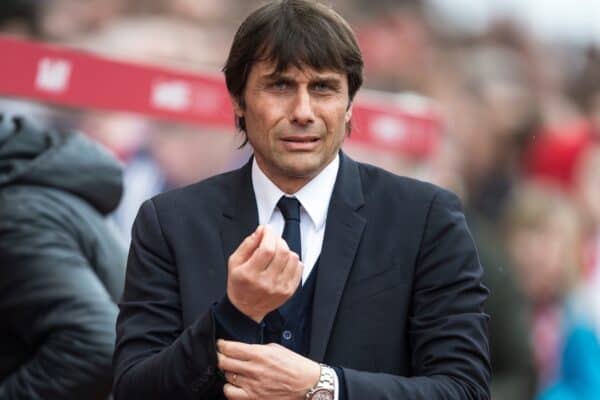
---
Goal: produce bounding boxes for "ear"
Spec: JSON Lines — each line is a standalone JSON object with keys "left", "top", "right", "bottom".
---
{"left": 231, "top": 96, "right": 245, "bottom": 118}
{"left": 345, "top": 103, "right": 353, "bottom": 123}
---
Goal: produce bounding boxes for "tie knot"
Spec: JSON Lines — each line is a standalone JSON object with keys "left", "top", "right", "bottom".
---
{"left": 277, "top": 196, "right": 301, "bottom": 221}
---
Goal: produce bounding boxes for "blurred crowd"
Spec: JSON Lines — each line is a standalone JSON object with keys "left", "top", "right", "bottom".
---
{"left": 1, "top": 0, "right": 600, "bottom": 399}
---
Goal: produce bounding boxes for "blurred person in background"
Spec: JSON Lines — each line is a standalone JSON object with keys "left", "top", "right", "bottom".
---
{"left": 522, "top": 122, "right": 600, "bottom": 300}
{"left": 35, "top": 0, "right": 124, "bottom": 41}
{"left": 569, "top": 49, "right": 600, "bottom": 308}
{"left": 572, "top": 47, "right": 600, "bottom": 139}
{"left": 572, "top": 144, "right": 600, "bottom": 326}
{"left": 113, "top": 122, "right": 238, "bottom": 243}
{"left": 0, "top": 0, "right": 41, "bottom": 37}
{"left": 0, "top": 0, "right": 125, "bottom": 41}
{"left": 458, "top": 39, "right": 539, "bottom": 224}
{"left": 0, "top": 114, "right": 126, "bottom": 399}
{"left": 503, "top": 183, "right": 600, "bottom": 399}
{"left": 420, "top": 32, "right": 540, "bottom": 400}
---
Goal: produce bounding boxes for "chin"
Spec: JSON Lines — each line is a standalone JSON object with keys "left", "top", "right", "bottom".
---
{"left": 280, "top": 160, "right": 322, "bottom": 179}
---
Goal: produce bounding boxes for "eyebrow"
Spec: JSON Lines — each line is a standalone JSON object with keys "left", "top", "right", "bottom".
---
{"left": 262, "top": 72, "right": 344, "bottom": 86}
{"left": 310, "top": 77, "right": 343, "bottom": 88}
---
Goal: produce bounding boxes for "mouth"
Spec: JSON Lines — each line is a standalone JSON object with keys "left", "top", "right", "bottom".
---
{"left": 281, "top": 135, "right": 320, "bottom": 143}
{"left": 280, "top": 135, "right": 321, "bottom": 151}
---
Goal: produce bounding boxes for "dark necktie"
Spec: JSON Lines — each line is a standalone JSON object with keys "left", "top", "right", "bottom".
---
{"left": 277, "top": 196, "right": 302, "bottom": 260}
{"left": 275, "top": 196, "right": 303, "bottom": 320}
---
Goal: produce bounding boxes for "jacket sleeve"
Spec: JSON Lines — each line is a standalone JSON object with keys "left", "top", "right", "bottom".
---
{"left": 0, "top": 205, "right": 117, "bottom": 400}
{"left": 342, "top": 188, "right": 491, "bottom": 399}
{"left": 113, "top": 199, "right": 224, "bottom": 399}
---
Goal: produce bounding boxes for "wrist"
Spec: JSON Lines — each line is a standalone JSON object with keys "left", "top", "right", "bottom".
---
{"left": 227, "top": 294, "right": 265, "bottom": 323}
{"left": 305, "top": 363, "right": 335, "bottom": 400}
{"left": 304, "top": 360, "right": 321, "bottom": 391}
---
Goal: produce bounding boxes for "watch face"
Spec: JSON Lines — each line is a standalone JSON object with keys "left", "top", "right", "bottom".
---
{"left": 311, "top": 389, "right": 334, "bottom": 400}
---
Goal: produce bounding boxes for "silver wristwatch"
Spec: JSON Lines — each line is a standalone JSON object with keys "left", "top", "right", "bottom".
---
{"left": 305, "top": 364, "right": 335, "bottom": 400}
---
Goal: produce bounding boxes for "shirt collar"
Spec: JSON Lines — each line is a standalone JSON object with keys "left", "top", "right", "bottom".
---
{"left": 251, "top": 154, "right": 339, "bottom": 230}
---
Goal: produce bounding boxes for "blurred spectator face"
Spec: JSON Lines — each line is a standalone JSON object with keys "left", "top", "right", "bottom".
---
{"left": 149, "top": 125, "right": 234, "bottom": 187}
{"left": 589, "top": 92, "right": 600, "bottom": 135}
{"left": 436, "top": 85, "right": 496, "bottom": 186}
{"left": 482, "top": 79, "right": 536, "bottom": 140}
{"left": 574, "top": 145, "right": 600, "bottom": 228}
{"left": 509, "top": 216, "right": 570, "bottom": 302}
{"left": 39, "top": 0, "right": 123, "bottom": 39}
{"left": 79, "top": 113, "right": 150, "bottom": 161}
{"left": 506, "top": 185, "right": 581, "bottom": 303}
{"left": 356, "top": 10, "right": 432, "bottom": 90}
{"left": 165, "top": 0, "right": 234, "bottom": 23}
{"left": 466, "top": 46, "right": 537, "bottom": 141}
{"left": 0, "top": 0, "right": 39, "bottom": 37}
{"left": 70, "top": 16, "right": 230, "bottom": 70}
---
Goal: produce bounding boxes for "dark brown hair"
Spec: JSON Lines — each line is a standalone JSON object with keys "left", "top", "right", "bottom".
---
{"left": 223, "top": 0, "right": 364, "bottom": 134}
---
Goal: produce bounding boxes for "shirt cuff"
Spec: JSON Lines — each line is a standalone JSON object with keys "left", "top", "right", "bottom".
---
{"left": 211, "top": 295, "right": 264, "bottom": 344}
{"left": 332, "top": 366, "right": 347, "bottom": 400}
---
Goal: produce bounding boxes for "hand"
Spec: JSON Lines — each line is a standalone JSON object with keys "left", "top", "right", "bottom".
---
{"left": 217, "top": 339, "right": 320, "bottom": 400}
{"left": 227, "top": 225, "right": 303, "bottom": 322}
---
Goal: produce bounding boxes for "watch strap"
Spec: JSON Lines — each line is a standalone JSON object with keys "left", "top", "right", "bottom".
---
{"left": 305, "top": 364, "right": 335, "bottom": 399}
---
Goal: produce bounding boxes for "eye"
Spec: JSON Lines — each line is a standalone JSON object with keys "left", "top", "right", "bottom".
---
{"left": 313, "top": 82, "right": 331, "bottom": 91}
{"left": 271, "top": 80, "right": 290, "bottom": 90}
{"left": 312, "top": 81, "right": 337, "bottom": 94}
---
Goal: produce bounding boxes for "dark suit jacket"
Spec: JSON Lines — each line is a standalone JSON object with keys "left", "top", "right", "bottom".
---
{"left": 113, "top": 152, "right": 491, "bottom": 399}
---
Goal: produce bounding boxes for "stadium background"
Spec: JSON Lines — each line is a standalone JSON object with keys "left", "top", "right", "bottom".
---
{"left": 2, "top": 1, "right": 600, "bottom": 399}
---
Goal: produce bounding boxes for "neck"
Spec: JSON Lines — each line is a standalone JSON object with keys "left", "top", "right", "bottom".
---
{"left": 253, "top": 153, "right": 339, "bottom": 195}
{"left": 261, "top": 169, "right": 312, "bottom": 195}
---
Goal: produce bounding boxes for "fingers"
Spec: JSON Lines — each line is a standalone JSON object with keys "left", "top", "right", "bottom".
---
{"left": 223, "top": 383, "right": 249, "bottom": 400}
{"left": 217, "top": 340, "right": 257, "bottom": 379}
{"left": 262, "top": 237, "right": 291, "bottom": 278}
{"left": 218, "top": 351, "right": 249, "bottom": 375}
{"left": 224, "top": 371, "right": 249, "bottom": 388}
{"left": 218, "top": 341, "right": 260, "bottom": 389}
{"left": 245, "top": 225, "right": 280, "bottom": 271}
{"left": 218, "top": 339, "right": 255, "bottom": 361}
{"left": 229, "top": 226, "right": 264, "bottom": 266}
{"left": 279, "top": 250, "right": 303, "bottom": 290}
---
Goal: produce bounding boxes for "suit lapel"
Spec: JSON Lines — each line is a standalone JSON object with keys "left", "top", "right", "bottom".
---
{"left": 220, "top": 159, "right": 259, "bottom": 267}
{"left": 309, "top": 153, "right": 366, "bottom": 360}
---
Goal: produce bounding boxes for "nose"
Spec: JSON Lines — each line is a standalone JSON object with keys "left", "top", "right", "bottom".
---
{"left": 290, "top": 88, "right": 315, "bottom": 126}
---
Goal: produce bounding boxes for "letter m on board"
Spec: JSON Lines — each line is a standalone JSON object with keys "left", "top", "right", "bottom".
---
{"left": 35, "top": 58, "right": 72, "bottom": 93}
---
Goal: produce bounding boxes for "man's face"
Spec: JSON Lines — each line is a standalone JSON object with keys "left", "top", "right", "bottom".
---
{"left": 234, "top": 60, "right": 352, "bottom": 192}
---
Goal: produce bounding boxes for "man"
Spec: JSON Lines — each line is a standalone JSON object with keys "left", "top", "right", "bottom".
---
{"left": 0, "top": 114, "right": 126, "bottom": 399}
{"left": 113, "top": 1, "right": 491, "bottom": 399}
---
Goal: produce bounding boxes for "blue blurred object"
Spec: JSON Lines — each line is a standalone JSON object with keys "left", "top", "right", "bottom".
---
{"left": 539, "top": 322, "right": 600, "bottom": 400}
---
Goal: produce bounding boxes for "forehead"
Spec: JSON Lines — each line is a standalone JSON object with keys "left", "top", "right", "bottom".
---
{"left": 249, "top": 60, "right": 347, "bottom": 81}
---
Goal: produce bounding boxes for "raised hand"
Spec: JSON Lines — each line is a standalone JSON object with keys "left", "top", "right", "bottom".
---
{"left": 227, "top": 225, "right": 303, "bottom": 323}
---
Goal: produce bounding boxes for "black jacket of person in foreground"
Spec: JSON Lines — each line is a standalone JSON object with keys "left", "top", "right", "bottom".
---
{"left": 0, "top": 115, "right": 126, "bottom": 399}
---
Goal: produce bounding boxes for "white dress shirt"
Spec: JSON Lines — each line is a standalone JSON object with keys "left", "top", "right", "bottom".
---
{"left": 252, "top": 154, "right": 339, "bottom": 284}
{"left": 251, "top": 154, "right": 341, "bottom": 399}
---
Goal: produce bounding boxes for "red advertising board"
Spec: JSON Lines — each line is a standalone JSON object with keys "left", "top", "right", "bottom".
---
{"left": 0, "top": 35, "right": 442, "bottom": 158}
